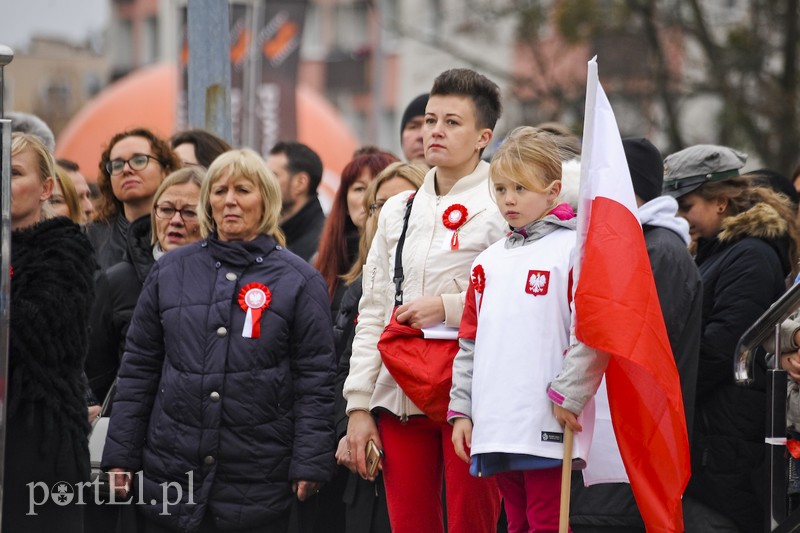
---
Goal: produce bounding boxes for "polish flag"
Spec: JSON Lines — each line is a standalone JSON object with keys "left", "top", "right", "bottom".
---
{"left": 574, "top": 57, "right": 690, "bottom": 532}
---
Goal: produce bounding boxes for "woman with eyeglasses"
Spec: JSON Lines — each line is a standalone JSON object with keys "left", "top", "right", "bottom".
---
{"left": 86, "top": 167, "right": 205, "bottom": 403}
{"left": 83, "top": 166, "right": 205, "bottom": 532}
{"left": 88, "top": 128, "right": 180, "bottom": 271}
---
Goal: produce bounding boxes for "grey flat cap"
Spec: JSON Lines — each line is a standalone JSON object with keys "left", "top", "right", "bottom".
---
{"left": 662, "top": 144, "right": 747, "bottom": 198}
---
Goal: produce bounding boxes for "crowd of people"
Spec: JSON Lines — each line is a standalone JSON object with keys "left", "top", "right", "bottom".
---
{"left": 5, "top": 64, "right": 800, "bottom": 533}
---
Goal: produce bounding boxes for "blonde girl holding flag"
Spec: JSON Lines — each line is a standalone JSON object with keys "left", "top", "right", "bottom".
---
{"left": 449, "top": 126, "right": 608, "bottom": 533}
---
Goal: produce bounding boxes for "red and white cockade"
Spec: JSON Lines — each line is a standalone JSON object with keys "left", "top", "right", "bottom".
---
{"left": 442, "top": 204, "right": 468, "bottom": 250}
{"left": 238, "top": 282, "right": 272, "bottom": 338}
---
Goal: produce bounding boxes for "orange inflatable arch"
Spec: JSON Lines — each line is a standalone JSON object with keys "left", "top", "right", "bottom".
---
{"left": 56, "top": 62, "right": 359, "bottom": 203}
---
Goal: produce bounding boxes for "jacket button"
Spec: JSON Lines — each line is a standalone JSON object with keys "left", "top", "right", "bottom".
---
{"left": 209, "top": 391, "right": 220, "bottom": 402}
{"left": 216, "top": 327, "right": 227, "bottom": 337}
{"left": 215, "top": 261, "right": 221, "bottom": 268}
{"left": 255, "top": 257, "right": 263, "bottom": 263}
{"left": 204, "top": 455, "right": 215, "bottom": 465}
{"left": 225, "top": 272, "right": 237, "bottom": 281}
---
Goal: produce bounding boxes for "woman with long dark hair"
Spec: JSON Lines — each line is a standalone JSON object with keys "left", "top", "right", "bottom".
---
{"left": 314, "top": 150, "right": 398, "bottom": 317}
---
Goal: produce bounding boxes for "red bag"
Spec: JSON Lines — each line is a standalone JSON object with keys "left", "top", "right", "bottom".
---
{"left": 376, "top": 192, "right": 458, "bottom": 422}
{"left": 377, "top": 311, "right": 459, "bottom": 422}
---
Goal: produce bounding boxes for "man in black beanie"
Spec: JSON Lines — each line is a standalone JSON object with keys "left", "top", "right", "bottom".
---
{"left": 399, "top": 93, "right": 428, "bottom": 165}
{"left": 569, "top": 137, "right": 707, "bottom": 533}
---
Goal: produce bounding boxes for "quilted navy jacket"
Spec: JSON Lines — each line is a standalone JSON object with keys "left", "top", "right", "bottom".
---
{"left": 102, "top": 234, "right": 337, "bottom": 531}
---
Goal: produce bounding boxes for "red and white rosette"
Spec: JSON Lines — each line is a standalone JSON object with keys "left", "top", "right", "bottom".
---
{"left": 471, "top": 264, "right": 486, "bottom": 311}
{"left": 238, "top": 282, "right": 272, "bottom": 338}
{"left": 471, "top": 264, "right": 486, "bottom": 294}
{"left": 442, "top": 204, "right": 468, "bottom": 250}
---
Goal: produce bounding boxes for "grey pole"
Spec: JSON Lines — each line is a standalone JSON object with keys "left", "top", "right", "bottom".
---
{"left": 0, "top": 44, "right": 14, "bottom": 530}
{"left": 0, "top": 45, "right": 12, "bottom": 116}
{"left": 187, "top": 0, "right": 233, "bottom": 143}
{"left": 369, "top": 0, "right": 385, "bottom": 146}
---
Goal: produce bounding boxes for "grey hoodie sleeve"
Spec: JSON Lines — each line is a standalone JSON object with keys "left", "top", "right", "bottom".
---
{"left": 448, "top": 337, "right": 475, "bottom": 421}
{"left": 763, "top": 318, "right": 800, "bottom": 358}
{"left": 547, "top": 341, "right": 609, "bottom": 415}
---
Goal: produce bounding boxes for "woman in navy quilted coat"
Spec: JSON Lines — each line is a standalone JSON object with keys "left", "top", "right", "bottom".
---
{"left": 103, "top": 148, "right": 337, "bottom": 532}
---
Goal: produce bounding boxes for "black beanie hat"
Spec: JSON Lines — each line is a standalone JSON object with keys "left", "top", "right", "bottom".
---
{"left": 623, "top": 137, "right": 664, "bottom": 203}
{"left": 400, "top": 93, "right": 429, "bottom": 136}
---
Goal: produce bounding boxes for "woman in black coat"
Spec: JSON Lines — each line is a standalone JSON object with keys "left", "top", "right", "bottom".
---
{"left": 103, "top": 149, "right": 337, "bottom": 533}
{"left": 3, "top": 133, "right": 95, "bottom": 532}
{"left": 86, "top": 166, "right": 205, "bottom": 402}
{"left": 87, "top": 127, "right": 180, "bottom": 270}
{"left": 331, "top": 162, "right": 424, "bottom": 533}
{"left": 666, "top": 150, "right": 800, "bottom": 532}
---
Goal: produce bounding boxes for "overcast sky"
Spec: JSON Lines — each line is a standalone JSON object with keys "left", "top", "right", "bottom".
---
{"left": 0, "top": 0, "right": 109, "bottom": 50}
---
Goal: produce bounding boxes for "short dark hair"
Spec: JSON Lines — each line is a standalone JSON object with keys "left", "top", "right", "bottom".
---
{"left": 430, "top": 68, "right": 502, "bottom": 131}
{"left": 56, "top": 158, "right": 80, "bottom": 172}
{"left": 269, "top": 141, "right": 324, "bottom": 195}
{"left": 170, "top": 129, "right": 232, "bottom": 168}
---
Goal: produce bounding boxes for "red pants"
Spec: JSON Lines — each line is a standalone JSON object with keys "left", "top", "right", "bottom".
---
{"left": 378, "top": 413, "right": 501, "bottom": 533}
{"left": 495, "top": 467, "right": 569, "bottom": 533}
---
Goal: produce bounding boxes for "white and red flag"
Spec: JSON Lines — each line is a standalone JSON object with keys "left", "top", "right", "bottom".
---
{"left": 574, "top": 57, "right": 690, "bottom": 532}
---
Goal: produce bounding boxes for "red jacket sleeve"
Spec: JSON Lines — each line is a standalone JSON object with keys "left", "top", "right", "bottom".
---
{"left": 458, "top": 278, "right": 479, "bottom": 341}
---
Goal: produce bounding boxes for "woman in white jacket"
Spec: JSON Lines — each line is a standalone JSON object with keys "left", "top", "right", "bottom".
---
{"left": 342, "top": 68, "right": 507, "bottom": 532}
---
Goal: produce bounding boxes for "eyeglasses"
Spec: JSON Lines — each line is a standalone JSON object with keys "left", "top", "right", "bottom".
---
{"left": 105, "top": 154, "right": 161, "bottom": 176}
{"left": 154, "top": 204, "right": 199, "bottom": 221}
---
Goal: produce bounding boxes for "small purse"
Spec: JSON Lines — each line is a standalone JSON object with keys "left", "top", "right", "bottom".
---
{"left": 88, "top": 381, "right": 116, "bottom": 498}
{"left": 377, "top": 194, "right": 459, "bottom": 423}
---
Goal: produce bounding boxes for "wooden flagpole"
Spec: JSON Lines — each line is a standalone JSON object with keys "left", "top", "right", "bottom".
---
{"left": 559, "top": 426, "right": 574, "bottom": 533}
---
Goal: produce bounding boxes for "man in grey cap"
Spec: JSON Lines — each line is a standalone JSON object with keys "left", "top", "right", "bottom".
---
{"left": 662, "top": 144, "right": 748, "bottom": 243}
{"left": 662, "top": 144, "right": 747, "bottom": 199}
{"left": 664, "top": 143, "right": 796, "bottom": 532}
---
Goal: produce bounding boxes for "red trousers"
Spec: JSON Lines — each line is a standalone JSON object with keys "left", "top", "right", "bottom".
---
{"left": 495, "top": 467, "right": 569, "bottom": 533}
{"left": 378, "top": 413, "right": 501, "bottom": 533}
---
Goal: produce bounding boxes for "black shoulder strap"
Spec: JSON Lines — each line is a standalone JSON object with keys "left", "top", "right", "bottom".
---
{"left": 393, "top": 193, "right": 416, "bottom": 306}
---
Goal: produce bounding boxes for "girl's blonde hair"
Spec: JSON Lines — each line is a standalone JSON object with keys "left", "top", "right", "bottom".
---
{"left": 199, "top": 148, "right": 286, "bottom": 246}
{"left": 489, "top": 126, "right": 565, "bottom": 195}
{"left": 150, "top": 166, "right": 205, "bottom": 246}
{"left": 11, "top": 132, "right": 55, "bottom": 222}
{"left": 342, "top": 162, "right": 427, "bottom": 285}
{"left": 53, "top": 165, "right": 84, "bottom": 224}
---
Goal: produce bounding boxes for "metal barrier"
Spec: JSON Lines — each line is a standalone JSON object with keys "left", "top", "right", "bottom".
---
{"left": 736, "top": 282, "right": 800, "bottom": 531}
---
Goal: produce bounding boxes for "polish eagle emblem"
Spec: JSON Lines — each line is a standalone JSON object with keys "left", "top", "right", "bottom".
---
{"left": 525, "top": 270, "right": 550, "bottom": 296}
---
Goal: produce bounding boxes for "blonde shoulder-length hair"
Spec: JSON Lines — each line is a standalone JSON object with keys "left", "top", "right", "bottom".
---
{"left": 11, "top": 132, "right": 55, "bottom": 222}
{"left": 150, "top": 166, "right": 205, "bottom": 246}
{"left": 199, "top": 148, "right": 286, "bottom": 246}
{"left": 54, "top": 165, "right": 84, "bottom": 224}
